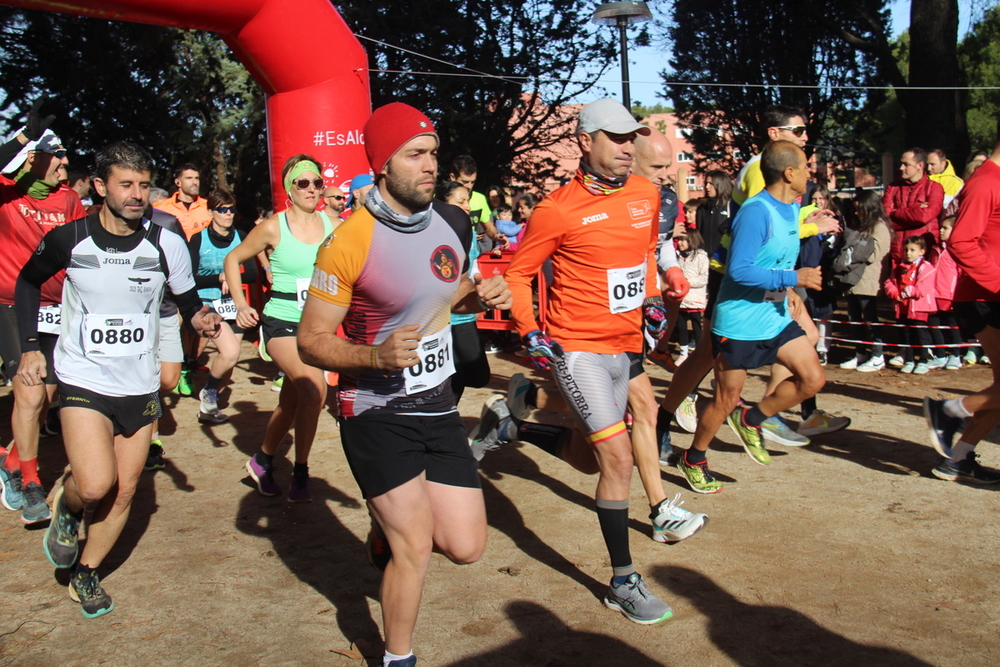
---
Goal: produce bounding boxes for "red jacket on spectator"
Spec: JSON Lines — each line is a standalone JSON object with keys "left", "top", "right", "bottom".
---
{"left": 884, "top": 257, "right": 937, "bottom": 321}
{"left": 883, "top": 176, "right": 944, "bottom": 260}
{"left": 929, "top": 244, "right": 959, "bottom": 311}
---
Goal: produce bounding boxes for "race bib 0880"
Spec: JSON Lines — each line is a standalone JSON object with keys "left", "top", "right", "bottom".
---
{"left": 83, "top": 314, "right": 153, "bottom": 358}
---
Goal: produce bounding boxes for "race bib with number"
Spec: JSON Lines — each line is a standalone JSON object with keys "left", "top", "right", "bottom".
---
{"left": 607, "top": 262, "right": 646, "bottom": 314}
{"left": 296, "top": 277, "right": 311, "bottom": 310}
{"left": 403, "top": 325, "right": 455, "bottom": 395}
{"left": 37, "top": 304, "right": 62, "bottom": 335}
{"left": 83, "top": 314, "right": 153, "bottom": 358}
{"left": 212, "top": 297, "right": 238, "bottom": 321}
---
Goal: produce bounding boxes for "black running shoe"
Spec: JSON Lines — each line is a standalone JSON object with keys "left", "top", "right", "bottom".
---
{"left": 44, "top": 487, "right": 80, "bottom": 568}
{"left": 933, "top": 453, "right": 1000, "bottom": 484}
{"left": 144, "top": 442, "right": 166, "bottom": 471}
{"left": 69, "top": 568, "right": 114, "bottom": 618}
{"left": 366, "top": 520, "right": 391, "bottom": 572}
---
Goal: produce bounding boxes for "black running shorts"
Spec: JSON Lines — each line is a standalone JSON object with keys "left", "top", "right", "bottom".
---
{"left": 58, "top": 382, "right": 162, "bottom": 436}
{"left": 712, "top": 320, "right": 805, "bottom": 371}
{"left": 338, "top": 411, "right": 480, "bottom": 499}
{"left": 260, "top": 314, "right": 298, "bottom": 343}
{"left": 954, "top": 301, "right": 1000, "bottom": 336}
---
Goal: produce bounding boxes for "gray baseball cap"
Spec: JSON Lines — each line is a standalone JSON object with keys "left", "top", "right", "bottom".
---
{"left": 576, "top": 98, "right": 651, "bottom": 136}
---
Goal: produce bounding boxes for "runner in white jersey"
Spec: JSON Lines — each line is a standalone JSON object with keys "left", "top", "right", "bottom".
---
{"left": 15, "top": 141, "right": 221, "bottom": 618}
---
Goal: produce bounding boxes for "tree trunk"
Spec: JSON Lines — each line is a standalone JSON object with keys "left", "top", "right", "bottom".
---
{"left": 906, "top": 0, "right": 969, "bottom": 159}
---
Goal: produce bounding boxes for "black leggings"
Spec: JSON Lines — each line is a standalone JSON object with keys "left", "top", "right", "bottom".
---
{"left": 928, "top": 310, "right": 961, "bottom": 359}
{"left": 899, "top": 317, "right": 930, "bottom": 363}
{"left": 846, "top": 295, "right": 882, "bottom": 357}
{"left": 450, "top": 321, "right": 491, "bottom": 402}
{"left": 676, "top": 310, "right": 703, "bottom": 349}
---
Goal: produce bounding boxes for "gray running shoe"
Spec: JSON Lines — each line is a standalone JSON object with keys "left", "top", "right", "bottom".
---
{"left": 69, "top": 568, "right": 114, "bottom": 618}
{"left": 604, "top": 572, "right": 673, "bottom": 624}
{"left": 0, "top": 457, "right": 24, "bottom": 511}
{"left": 469, "top": 395, "right": 516, "bottom": 461}
{"left": 923, "top": 397, "right": 963, "bottom": 459}
{"left": 44, "top": 486, "right": 80, "bottom": 568}
{"left": 761, "top": 415, "right": 811, "bottom": 447}
{"left": 507, "top": 373, "right": 532, "bottom": 421}
{"left": 21, "top": 481, "right": 51, "bottom": 525}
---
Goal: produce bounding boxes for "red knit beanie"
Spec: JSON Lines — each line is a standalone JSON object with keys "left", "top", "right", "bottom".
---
{"left": 364, "top": 103, "right": 438, "bottom": 175}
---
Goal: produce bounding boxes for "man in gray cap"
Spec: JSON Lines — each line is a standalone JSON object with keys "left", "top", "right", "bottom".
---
{"left": 0, "top": 102, "right": 86, "bottom": 525}
{"left": 475, "top": 98, "right": 677, "bottom": 625}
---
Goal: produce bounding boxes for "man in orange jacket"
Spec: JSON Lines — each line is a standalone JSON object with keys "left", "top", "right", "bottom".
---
{"left": 153, "top": 162, "right": 210, "bottom": 240}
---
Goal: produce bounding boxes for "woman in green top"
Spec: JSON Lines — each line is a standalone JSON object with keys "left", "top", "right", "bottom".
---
{"left": 224, "top": 154, "right": 338, "bottom": 502}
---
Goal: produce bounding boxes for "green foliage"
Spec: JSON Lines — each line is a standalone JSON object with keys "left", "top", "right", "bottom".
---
{"left": 662, "top": 0, "right": 887, "bottom": 174}
{"left": 632, "top": 103, "right": 673, "bottom": 117}
{"left": 0, "top": 9, "right": 268, "bottom": 215}
{"left": 339, "top": 0, "right": 616, "bottom": 190}
{"left": 960, "top": 5, "right": 1000, "bottom": 152}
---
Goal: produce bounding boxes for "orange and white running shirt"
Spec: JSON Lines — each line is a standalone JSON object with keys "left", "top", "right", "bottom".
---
{"left": 308, "top": 202, "right": 472, "bottom": 417}
{"left": 506, "top": 172, "right": 660, "bottom": 355}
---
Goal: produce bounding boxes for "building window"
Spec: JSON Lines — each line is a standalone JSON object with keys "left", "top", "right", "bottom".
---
{"left": 686, "top": 176, "right": 700, "bottom": 190}
{"left": 677, "top": 152, "right": 694, "bottom": 163}
{"left": 675, "top": 128, "right": 687, "bottom": 139}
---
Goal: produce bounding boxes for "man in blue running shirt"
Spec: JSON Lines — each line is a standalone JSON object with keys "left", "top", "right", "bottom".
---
{"left": 676, "top": 141, "right": 826, "bottom": 493}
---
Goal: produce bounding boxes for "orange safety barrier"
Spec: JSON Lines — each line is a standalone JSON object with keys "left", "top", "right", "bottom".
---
{"left": 475, "top": 253, "right": 546, "bottom": 332}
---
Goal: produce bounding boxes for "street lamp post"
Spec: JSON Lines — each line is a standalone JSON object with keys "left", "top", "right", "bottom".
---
{"left": 591, "top": 1, "right": 652, "bottom": 107}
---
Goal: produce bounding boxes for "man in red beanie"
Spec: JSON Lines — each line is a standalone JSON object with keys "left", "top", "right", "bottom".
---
{"left": 298, "top": 102, "right": 511, "bottom": 667}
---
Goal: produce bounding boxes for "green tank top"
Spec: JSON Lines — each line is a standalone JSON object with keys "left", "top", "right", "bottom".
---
{"left": 263, "top": 210, "right": 334, "bottom": 323}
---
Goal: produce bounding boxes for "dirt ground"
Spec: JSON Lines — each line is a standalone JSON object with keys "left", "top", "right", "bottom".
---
{"left": 1, "top": 341, "right": 999, "bottom": 667}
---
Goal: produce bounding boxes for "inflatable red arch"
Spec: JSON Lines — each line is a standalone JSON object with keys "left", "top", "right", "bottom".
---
{"left": 0, "top": 0, "right": 372, "bottom": 203}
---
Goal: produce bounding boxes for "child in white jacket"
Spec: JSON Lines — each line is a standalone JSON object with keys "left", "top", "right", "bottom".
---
{"left": 675, "top": 228, "right": 709, "bottom": 363}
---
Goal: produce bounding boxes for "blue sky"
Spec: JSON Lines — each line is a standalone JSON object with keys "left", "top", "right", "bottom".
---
{"left": 605, "top": 0, "right": 978, "bottom": 108}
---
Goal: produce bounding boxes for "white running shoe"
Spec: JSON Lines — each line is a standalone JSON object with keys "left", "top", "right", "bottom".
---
{"left": 650, "top": 493, "right": 707, "bottom": 543}
{"left": 888, "top": 355, "right": 906, "bottom": 368}
{"left": 857, "top": 355, "right": 885, "bottom": 372}
{"left": 926, "top": 356, "right": 947, "bottom": 370}
{"left": 761, "top": 415, "right": 811, "bottom": 447}
{"left": 798, "top": 409, "right": 850, "bottom": 436}
{"left": 839, "top": 355, "right": 862, "bottom": 370}
{"left": 507, "top": 373, "right": 532, "bottom": 422}
{"left": 675, "top": 394, "right": 698, "bottom": 434}
{"left": 945, "top": 355, "right": 962, "bottom": 370}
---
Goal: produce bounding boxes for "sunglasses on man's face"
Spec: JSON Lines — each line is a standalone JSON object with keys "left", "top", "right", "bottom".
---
{"left": 326, "top": 195, "right": 345, "bottom": 201}
{"left": 773, "top": 125, "right": 807, "bottom": 137}
{"left": 212, "top": 206, "right": 237, "bottom": 214}
{"left": 295, "top": 178, "right": 324, "bottom": 190}
{"left": 44, "top": 149, "right": 67, "bottom": 159}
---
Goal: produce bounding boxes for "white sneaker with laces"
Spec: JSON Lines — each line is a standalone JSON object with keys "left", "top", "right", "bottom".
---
{"left": 675, "top": 394, "right": 698, "bottom": 434}
{"left": 889, "top": 355, "right": 906, "bottom": 368}
{"left": 839, "top": 354, "right": 863, "bottom": 370}
{"left": 650, "top": 493, "right": 707, "bottom": 543}
{"left": 857, "top": 355, "right": 885, "bottom": 372}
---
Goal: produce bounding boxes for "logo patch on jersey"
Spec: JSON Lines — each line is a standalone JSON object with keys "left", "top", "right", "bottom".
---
{"left": 627, "top": 200, "right": 652, "bottom": 220}
{"left": 310, "top": 268, "right": 339, "bottom": 295}
{"left": 582, "top": 212, "right": 609, "bottom": 225}
{"left": 103, "top": 257, "right": 131, "bottom": 265}
{"left": 35, "top": 240, "right": 45, "bottom": 255}
{"left": 430, "top": 246, "right": 459, "bottom": 282}
{"left": 129, "top": 277, "right": 151, "bottom": 284}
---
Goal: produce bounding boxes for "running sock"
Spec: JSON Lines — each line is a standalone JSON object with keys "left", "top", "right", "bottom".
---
{"left": 205, "top": 375, "right": 222, "bottom": 391}
{"left": 524, "top": 382, "right": 538, "bottom": 409}
{"left": 952, "top": 440, "right": 976, "bottom": 461}
{"left": 384, "top": 650, "right": 413, "bottom": 667}
{"left": 3, "top": 445, "right": 19, "bottom": 472}
{"left": 595, "top": 498, "right": 633, "bottom": 580}
{"left": 20, "top": 457, "right": 40, "bottom": 486}
{"left": 743, "top": 405, "right": 767, "bottom": 428}
{"left": 74, "top": 562, "right": 95, "bottom": 576}
{"left": 943, "top": 398, "right": 973, "bottom": 419}
{"left": 293, "top": 462, "right": 308, "bottom": 480}
{"left": 802, "top": 396, "right": 818, "bottom": 418}
{"left": 684, "top": 448, "right": 707, "bottom": 465}
{"left": 255, "top": 451, "right": 275, "bottom": 468}
{"left": 516, "top": 422, "right": 571, "bottom": 458}
{"left": 657, "top": 407, "right": 674, "bottom": 432}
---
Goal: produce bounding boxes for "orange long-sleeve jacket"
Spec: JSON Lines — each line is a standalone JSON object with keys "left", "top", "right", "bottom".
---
{"left": 505, "top": 171, "right": 660, "bottom": 355}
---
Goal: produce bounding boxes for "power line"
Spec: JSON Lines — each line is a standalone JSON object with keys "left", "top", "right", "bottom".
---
{"left": 360, "top": 35, "right": 1000, "bottom": 92}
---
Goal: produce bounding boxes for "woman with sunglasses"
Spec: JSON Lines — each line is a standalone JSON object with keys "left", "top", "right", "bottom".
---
{"left": 224, "top": 154, "right": 337, "bottom": 502}
{"left": 188, "top": 190, "right": 258, "bottom": 424}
